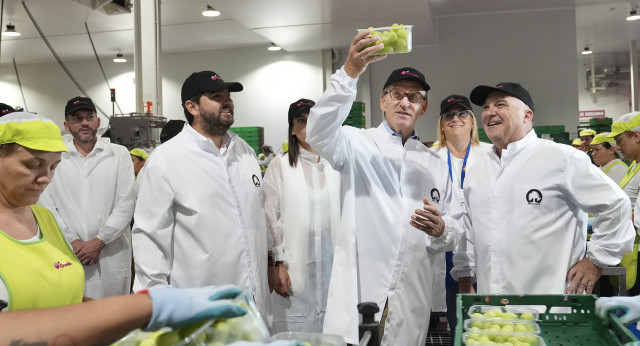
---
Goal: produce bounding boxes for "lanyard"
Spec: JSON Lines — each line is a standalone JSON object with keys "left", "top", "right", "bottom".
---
{"left": 619, "top": 161, "right": 640, "bottom": 189}
{"left": 447, "top": 141, "right": 472, "bottom": 189}
{"left": 603, "top": 160, "right": 627, "bottom": 174}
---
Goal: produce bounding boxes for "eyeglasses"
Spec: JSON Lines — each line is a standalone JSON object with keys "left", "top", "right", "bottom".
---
{"left": 441, "top": 110, "right": 471, "bottom": 121}
{"left": 384, "top": 89, "right": 426, "bottom": 104}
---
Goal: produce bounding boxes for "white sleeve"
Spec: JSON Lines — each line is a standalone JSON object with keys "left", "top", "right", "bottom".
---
{"left": 451, "top": 200, "right": 476, "bottom": 280}
{"left": 38, "top": 187, "right": 79, "bottom": 242}
{"left": 96, "top": 146, "right": 136, "bottom": 244}
{"left": 564, "top": 151, "right": 635, "bottom": 267}
{"left": 306, "top": 66, "right": 359, "bottom": 172}
{"left": 263, "top": 156, "right": 286, "bottom": 261}
{"left": 426, "top": 176, "right": 462, "bottom": 254}
{"left": 131, "top": 158, "right": 175, "bottom": 289}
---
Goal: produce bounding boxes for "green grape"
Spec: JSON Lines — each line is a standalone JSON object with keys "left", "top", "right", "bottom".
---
{"left": 156, "top": 331, "right": 181, "bottom": 346}
{"left": 394, "top": 38, "right": 408, "bottom": 52}
{"left": 397, "top": 28, "right": 409, "bottom": 39}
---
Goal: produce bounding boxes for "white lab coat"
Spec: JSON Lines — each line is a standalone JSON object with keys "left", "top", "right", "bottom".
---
{"left": 306, "top": 67, "right": 460, "bottom": 345}
{"left": 452, "top": 130, "right": 635, "bottom": 294}
{"left": 38, "top": 138, "right": 135, "bottom": 299}
{"left": 430, "top": 142, "right": 491, "bottom": 312}
{"left": 131, "top": 124, "right": 269, "bottom": 315}
{"left": 264, "top": 149, "right": 341, "bottom": 333}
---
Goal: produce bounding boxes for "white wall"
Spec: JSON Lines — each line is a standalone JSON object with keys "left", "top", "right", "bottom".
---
{"left": 0, "top": 47, "right": 325, "bottom": 148}
{"left": 336, "top": 9, "right": 579, "bottom": 143}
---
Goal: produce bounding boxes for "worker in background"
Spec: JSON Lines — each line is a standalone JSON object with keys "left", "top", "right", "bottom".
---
{"left": 0, "top": 103, "right": 15, "bottom": 117}
{"left": 590, "top": 133, "right": 627, "bottom": 184}
{"left": 608, "top": 111, "right": 640, "bottom": 296}
{"left": 572, "top": 138, "right": 583, "bottom": 150}
{"left": 258, "top": 145, "right": 275, "bottom": 177}
{"left": 129, "top": 148, "right": 149, "bottom": 178}
{"left": 451, "top": 82, "right": 634, "bottom": 296}
{"left": 159, "top": 119, "right": 186, "bottom": 144}
{"left": 580, "top": 128, "right": 596, "bottom": 162}
{"left": 0, "top": 284, "right": 300, "bottom": 346}
{"left": 306, "top": 30, "right": 461, "bottom": 345}
{"left": 132, "top": 71, "right": 270, "bottom": 318}
{"left": 38, "top": 96, "right": 135, "bottom": 299}
{"left": 264, "top": 98, "right": 341, "bottom": 333}
{"left": 431, "top": 94, "right": 492, "bottom": 342}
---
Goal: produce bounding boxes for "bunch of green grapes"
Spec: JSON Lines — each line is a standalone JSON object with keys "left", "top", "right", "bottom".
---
{"left": 366, "top": 23, "right": 410, "bottom": 54}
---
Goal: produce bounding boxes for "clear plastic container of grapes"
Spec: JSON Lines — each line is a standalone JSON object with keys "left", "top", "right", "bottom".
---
{"left": 467, "top": 304, "right": 540, "bottom": 321}
{"left": 357, "top": 24, "right": 413, "bottom": 55}
{"left": 271, "top": 331, "right": 346, "bottom": 346}
{"left": 463, "top": 331, "right": 546, "bottom": 346}
{"left": 112, "top": 291, "right": 269, "bottom": 346}
{"left": 463, "top": 318, "right": 541, "bottom": 334}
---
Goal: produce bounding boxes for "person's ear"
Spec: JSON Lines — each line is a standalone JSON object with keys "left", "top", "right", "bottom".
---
{"left": 184, "top": 100, "right": 199, "bottom": 118}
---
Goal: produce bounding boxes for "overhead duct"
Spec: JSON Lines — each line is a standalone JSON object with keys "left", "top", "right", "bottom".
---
{"left": 73, "top": 0, "right": 131, "bottom": 15}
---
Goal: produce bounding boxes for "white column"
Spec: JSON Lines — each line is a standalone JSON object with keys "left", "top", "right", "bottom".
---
{"left": 631, "top": 40, "right": 638, "bottom": 111}
{"left": 133, "top": 0, "right": 163, "bottom": 115}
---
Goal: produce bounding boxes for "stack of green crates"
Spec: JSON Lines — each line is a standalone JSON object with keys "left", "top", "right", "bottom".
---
{"left": 230, "top": 126, "right": 264, "bottom": 155}
{"left": 455, "top": 294, "right": 637, "bottom": 346}
{"left": 534, "top": 125, "right": 570, "bottom": 145}
{"left": 590, "top": 117, "right": 613, "bottom": 133}
{"left": 477, "top": 129, "right": 491, "bottom": 143}
{"left": 343, "top": 102, "right": 366, "bottom": 128}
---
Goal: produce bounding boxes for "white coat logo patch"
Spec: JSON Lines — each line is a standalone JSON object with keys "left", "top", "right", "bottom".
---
{"left": 526, "top": 189, "right": 542, "bottom": 205}
{"left": 430, "top": 188, "right": 440, "bottom": 204}
{"left": 252, "top": 174, "right": 261, "bottom": 187}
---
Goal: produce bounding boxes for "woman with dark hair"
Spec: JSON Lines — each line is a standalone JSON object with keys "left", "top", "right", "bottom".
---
{"left": 590, "top": 133, "right": 627, "bottom": 184}
{"left": 263, "top": 98, "right": 341, "bottom": 333}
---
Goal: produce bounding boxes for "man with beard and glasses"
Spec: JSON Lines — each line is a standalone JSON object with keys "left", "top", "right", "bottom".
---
{"left": 38, "top": 96, "right": 135, "bottom": 299}
{"left": 131, "top": 71, "right": 269, "bottom": 318}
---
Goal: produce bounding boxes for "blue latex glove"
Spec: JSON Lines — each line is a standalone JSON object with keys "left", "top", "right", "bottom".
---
{"left": 229, "top": 342, "right": 305, "bottom": 346}
{"left": 144, "top": 285, "right": 247, "bottom": 331}
{"left": 596, "top": 295, "right": 640, "bottom": 324}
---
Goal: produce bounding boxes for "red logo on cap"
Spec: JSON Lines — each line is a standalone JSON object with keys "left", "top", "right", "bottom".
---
{"left": 496, "top": 85, "right": 505, "bottom": 88}
{"left": 447, "top": 98, "right": 463, "bottom": 103}
{"left": 401, "top": 70, "right": 420, "bottom": 79}
{"left": 211, "top": 75, "right": 221, "bottom": 81}
{"left": 297, "top": 102, "right": 313, "bottom": 107}
{"left": 73, "top": 101, "right": 88, "bottom": 105}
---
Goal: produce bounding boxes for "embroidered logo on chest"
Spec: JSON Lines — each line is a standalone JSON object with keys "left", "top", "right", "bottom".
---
{"left": 526, "top": 189, "right": 542, "bottom": 205}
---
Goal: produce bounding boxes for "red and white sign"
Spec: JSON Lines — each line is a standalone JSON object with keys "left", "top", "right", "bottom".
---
{"left": 579, "top": 110, "right": 605, "bottom": 118}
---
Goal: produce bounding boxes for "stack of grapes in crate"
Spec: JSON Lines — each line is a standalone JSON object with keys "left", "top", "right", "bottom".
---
{"left": 462, "top": 305, "right": 545, "bottom": 346}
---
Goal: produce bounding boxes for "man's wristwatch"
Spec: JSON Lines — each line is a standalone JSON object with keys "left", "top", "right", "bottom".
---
{"left": 268, "top": 253, "right": 276, "bottom": 266}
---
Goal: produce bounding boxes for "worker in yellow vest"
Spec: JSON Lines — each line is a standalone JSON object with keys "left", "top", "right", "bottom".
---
{"left": 0, "top": 112, "right": 85, "bottom": 311}
{"left": 572, "top": 138, "right": 583, "bottom": 150}
{"left": 591, "top": 133, "right": 627, "bottom": 183}
{"left": 609, "top": 111, "right": 640, "bottom": 294}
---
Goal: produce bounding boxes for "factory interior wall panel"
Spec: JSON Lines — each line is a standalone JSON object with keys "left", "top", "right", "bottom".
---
{"left": 1, "top": 47, "right": 324, "bottom": 148}
{"left": 340, "top": 8, "right": 579, "bottom": 143}
{"left": 161, "top": 46, "right": 325, "bottom": 149}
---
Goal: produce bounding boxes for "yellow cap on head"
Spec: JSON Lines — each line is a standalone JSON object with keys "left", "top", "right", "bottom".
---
{"left": 608, "top": 112, "right": 640, "bottom": 138}
{"left": 129, "top": 148, "right": 149, "bottom": 159}
{"left": 579, "top": 129, "right": 596, "bottom": 137}
{"left": 0, "top": 112, "right": 67, "bottom": 152}
{"left": 572, "top": 139, "right": 582, "bottom": 146}
{"left": 590, "top": 133, "right": 616, "bottom": 146}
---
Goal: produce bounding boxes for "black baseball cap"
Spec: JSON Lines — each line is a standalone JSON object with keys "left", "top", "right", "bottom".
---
{"left": 181, "top": 71, "right": 243, "bottom": 105}
{"left": 65, "top": 96, "right": 96, "bottom": 115}
{"left": 0, "top": 103, "right": 15, "bottom": 117}
{"left": 440, "top": 94, "right": 472, "bottom": 115}
{"left": 382, "top": 67, "right": 431, "bottom": 92}
{"left": 288, "top": 98, "right": 315, "bottom": 125}
{"left": 160, "top": 119, "right": 186, "bottom": 143}
{"left": 470, "top": 82, "right": 535, "bottom": 112}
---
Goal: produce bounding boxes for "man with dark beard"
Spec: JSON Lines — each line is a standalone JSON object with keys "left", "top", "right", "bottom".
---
{"left": 131, "top": 71, "right": 270, "bottom": 318}
{"left": 38, "top": 96, "right": 135, "bottom": 299}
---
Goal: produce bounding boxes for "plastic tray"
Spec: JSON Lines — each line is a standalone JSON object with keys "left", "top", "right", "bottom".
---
{"left": 271, "top": 332, "right": 346, "bottom": 346}
{"left": 356, "top": 25, "right": 412, "bottom": 55}
{"left": 463, "top": 318, "right": 541, "bottom": 334}
{"left": 462, "top": 331, "right": 545, "bottom": 345}
{"left": 455, "top": 294, "right": 638, "bottom": 346}
{"left": 468, "top": 304, "right": 540, "bottom": 321}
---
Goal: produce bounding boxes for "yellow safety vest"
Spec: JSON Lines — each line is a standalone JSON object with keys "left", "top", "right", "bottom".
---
{"left": 618, "top": 161, "right": 640, "bottom": 290}
{"left": 603, "top": 160, "right": 628, "bottom": 175}
{"left": 0, "top": 205, "right": 84, "bottom": 311}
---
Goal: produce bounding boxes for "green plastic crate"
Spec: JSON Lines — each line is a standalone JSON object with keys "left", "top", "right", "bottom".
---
{"left": 455, "top": 294, "right": 637, "bottom": 346}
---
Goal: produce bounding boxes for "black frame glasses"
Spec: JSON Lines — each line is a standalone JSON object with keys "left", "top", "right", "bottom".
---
{"left": 441, "top": 110, "right": 471, "bottom": 121}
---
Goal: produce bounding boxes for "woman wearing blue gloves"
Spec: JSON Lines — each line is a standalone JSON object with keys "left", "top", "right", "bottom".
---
{"left": 0, "top": 284, "right": 302, "bottom": 346}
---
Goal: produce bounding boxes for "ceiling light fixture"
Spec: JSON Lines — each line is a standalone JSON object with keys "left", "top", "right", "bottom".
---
{"left": 627, "top": 9, "right": 640, "bottom": 21}
{"left": 582, "top": 47, "right": 593, "bottom": 55}
{"left": 202, "top": 5, "right": 220, "bottom": 17}
{"left": 268, "top": 43, "right": 282, "bottom": 51}
{"left": 2, "top": 24, "right": 21, "bottom": 37}
{"left": 113, "top": 53, "right": 127, "bottom": 63}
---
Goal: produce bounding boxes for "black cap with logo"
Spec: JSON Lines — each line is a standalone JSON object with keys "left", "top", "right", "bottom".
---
{"left": 470, "top": 82, "right": 535, "bottom": 112}
{"left": 181, "top": 71, "right": 243, "bottom": 105}
{"left": 288, "top": 98, "right": 315, "bottom": 125}
{"left": 382, "top": 67, "right": 431, "bottom": 92}
{"left": 440, "top": 94, "right": 472, "bottom": 115}
{"left": 65, "top": 96, "right": 97, "bottom": 115}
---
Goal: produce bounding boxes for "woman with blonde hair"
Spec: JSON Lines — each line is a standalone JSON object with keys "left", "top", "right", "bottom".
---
{"left": 431, "top": 95, "right": 491, "bottom": 340}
